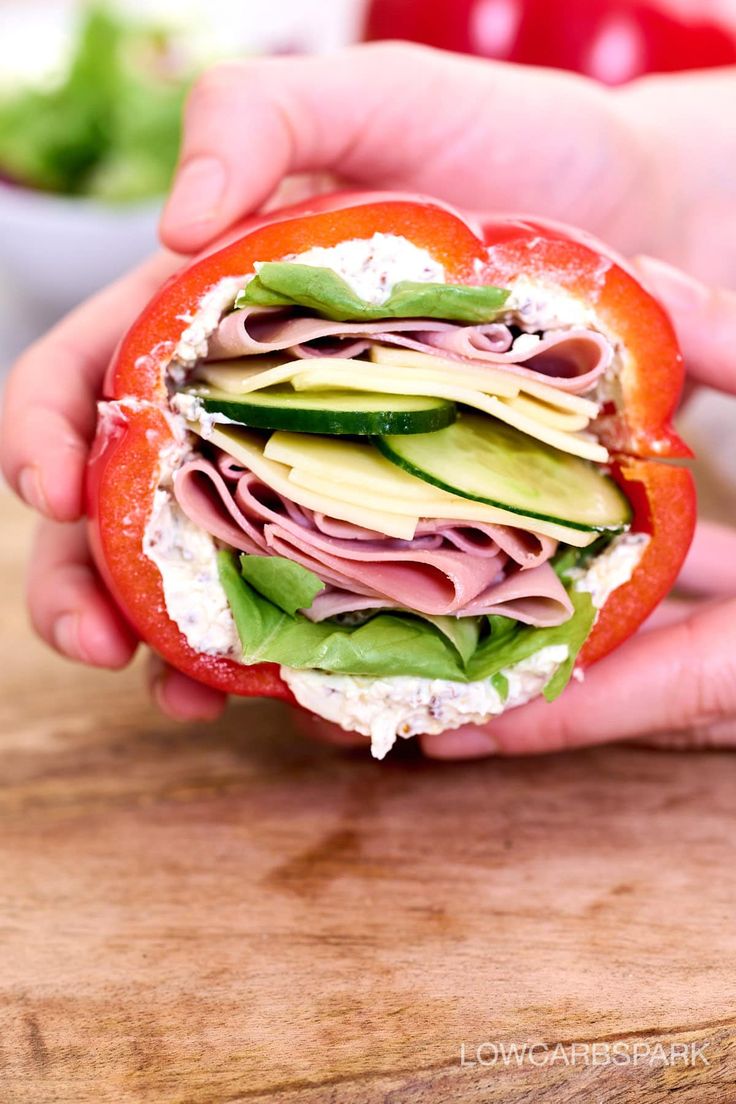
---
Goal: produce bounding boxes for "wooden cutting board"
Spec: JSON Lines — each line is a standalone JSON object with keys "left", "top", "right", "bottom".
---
{"left": 1, "top": 488, "right": 734, "bottom": 1104}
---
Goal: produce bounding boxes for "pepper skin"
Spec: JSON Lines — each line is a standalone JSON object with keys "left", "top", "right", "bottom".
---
{"left": 88, "top": 194, "right": 695, "bottom": 699}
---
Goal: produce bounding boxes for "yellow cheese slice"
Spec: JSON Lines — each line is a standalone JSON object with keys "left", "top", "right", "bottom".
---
{"left": 369, "top": 345, "right": 600, "bottom": 418}
{"left": 197, "top": 358, "right": 303, "bottom": 394}
{"left": 290, "top": 364, "right": 608, "bottom": 463}
{"left": 199, "top": 351, "right": 601, "bottom": 425}
{"left": 200, "top": 354, "right": 520, "bottom": 401}
{"left": 198, "top": 352, "right": 600, "bottom": 444}
{"left": 203, "top": 426, "right": 418, "bottom": 539}
{"left": 288, "top": 469, "right": 594, "bottom": 547}
{"left": 501, "top": 393, "right": 591, "bottom": 433}
{"left": 265, "top": 432, "right": 439, "bottom": 497}
{"left": 365, "top": 352, "right": 521, "bottom": 398}
{"left": 264, "top": 432, "right": 597, "bottom": 547}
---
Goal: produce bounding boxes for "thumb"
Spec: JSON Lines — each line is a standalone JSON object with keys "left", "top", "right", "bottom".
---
{"left": 159, "top": 43, "right": 633, "bottom": 254}
{"left": 160, "top": 44, "right": 437, "bottom": 253}
{"left": 421, "top": 597, "right": 736, "bottom": 759}
{"left": 633, "top": 255, "right": 736, "bottom": 393}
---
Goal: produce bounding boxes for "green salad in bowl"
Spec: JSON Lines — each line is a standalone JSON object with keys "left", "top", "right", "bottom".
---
{"left": 0, "top": 4, "right": 199, "bottom": 313}
{"left": 0, "top": 4, "right": 192, "bottom": 201}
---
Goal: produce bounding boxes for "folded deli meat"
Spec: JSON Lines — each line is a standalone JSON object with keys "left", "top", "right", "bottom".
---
{"left": 89, "top": 195, "right": 696, "bottom": 757}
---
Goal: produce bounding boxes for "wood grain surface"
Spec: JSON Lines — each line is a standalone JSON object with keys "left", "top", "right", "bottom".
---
{"left": 1, "top": 488, "right": 735, "bottom": 1104}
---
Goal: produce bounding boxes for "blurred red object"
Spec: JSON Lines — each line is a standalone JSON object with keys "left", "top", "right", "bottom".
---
{"left": 363, "top": 0, "right": 736, "bottom": 83}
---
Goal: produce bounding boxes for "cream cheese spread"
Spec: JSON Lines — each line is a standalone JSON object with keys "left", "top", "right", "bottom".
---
{"left": 571, "top": 531, "right": 650, "bottom": 609}
{"left": 172, "top": 276, "right": 246, "bottom": 371}
{"left": 143, "top": 489, "right": 240, "bottom": 657}
{"left": 283, "top": 232, "right": 446, "bottom": 304}
{"left": 281, "top": 644, "right": 570, "bottom": 760}
{"left": 503, "top": 275, "right": 597, "bottom": 331}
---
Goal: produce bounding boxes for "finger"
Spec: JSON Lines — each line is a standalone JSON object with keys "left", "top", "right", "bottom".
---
{"left": 632, "top": 255, "right": 736, "bottom": 393}
{"left": 640, "top": 595, "right": 714, "bottom": 631}
{"left": 160, "top": 44, "right": 642, "bottom": 253}
{"left": 421, "top": 597, "right": 736, "bottom": 759}
{"left": 27, "top": 518, "right": 137, "bottom": 668}
{"left": 147, "top": 654, "right": 227, "bottom": 722}
{"left": 676, "top": 519, "right": 736, "bottom": 596}
{"left": 291, "top": 709, "right": 371, "bottom": 750}
{"left": 259, "top": 172, "right": 343, "bottom": 214}
{"left": 637, "top": 716, "right": 736, "bottom": 750}
{"left": 1, "top": 251, "right": 180, "bottom": 522}
{"left": 421, "top": 519, "right": 736, "bottom": 759}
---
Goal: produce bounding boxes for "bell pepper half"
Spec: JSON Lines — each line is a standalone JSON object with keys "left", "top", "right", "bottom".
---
{"left": 87, "top": 194, "right": 695, "bottom": 696}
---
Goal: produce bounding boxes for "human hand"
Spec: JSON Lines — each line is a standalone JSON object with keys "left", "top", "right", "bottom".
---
{"left": 3, "top": 44, "right": 734, "bottom": 742}
{"left": 318, "top": 256, "right": 736, "bottom": 757}
{"left": 158, "top": 42, "right": 736, "bottom": 286}
{"left": 0, "top": 254, "right": 230, "bottom": 721}
{"left": 156, "top": 43, "right": 736, "bottom": 749}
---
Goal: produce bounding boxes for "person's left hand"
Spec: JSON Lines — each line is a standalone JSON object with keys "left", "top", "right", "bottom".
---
{"left": 0, "top": 252, "right": 237, "bottom": 722}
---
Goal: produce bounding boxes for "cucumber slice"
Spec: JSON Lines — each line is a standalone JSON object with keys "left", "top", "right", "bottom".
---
{"left": 186, "top": 385, "right": 456, "bottom": 436}
{"left": 377, "top": 414, "right": 631, "bottom": 532}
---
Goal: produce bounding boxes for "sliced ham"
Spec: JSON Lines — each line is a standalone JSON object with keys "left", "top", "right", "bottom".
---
{"left": 173, "top": 454, "right": 571, "bottom": 625}
{"left": 207, "top": 306, "right": 610, "bottom": 393}
{"left": 419, "top": 327, "right": 613, "bottom": 392}
{"left": 208, "top": 305, "right": 506, "bottom": 359}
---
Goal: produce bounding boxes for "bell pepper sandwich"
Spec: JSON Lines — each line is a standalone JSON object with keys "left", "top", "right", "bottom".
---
{"left": 88, "top": 194, "right": 696, "bottom": 758}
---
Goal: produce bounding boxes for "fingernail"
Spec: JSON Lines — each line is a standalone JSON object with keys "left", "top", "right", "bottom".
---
{"left": 166, "top": 155, "right": 227, "bottom": 225}
{"left": 18, "top": 465, "right": 49, "bottom": 515}
{"left": 52, "top": 613, "right": 83, "bottom": 660}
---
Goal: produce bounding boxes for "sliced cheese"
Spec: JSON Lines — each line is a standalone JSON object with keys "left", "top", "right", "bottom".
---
{"left": 289, "top": 469, "right": 594, "bottom": 546}
{"left": 203, "top": 426, "right": 418, "bottom": 539}
{"left": 369, "top": 345, "right": 600, "bottom": 418}
{"left": 365, "top": 354, "right": 520, "bottom": 398}
{"left": 501, "top": 393, "right": 591, "bottom": 433}
{"left": 264, "top": 432, "right": 597, "bottom": 548}
{"left": 200, "top": 350, "right": 601, "bottom": 421}
{"left": 198, "top": 354, "right": 602, "bottom": 458}
{"left": 198, "top": 358, "right": 302, "bottom": 394}
{"left": 265, "top": 432, "right": 439, "bottom": 498}
{"left": 290, "top": 364, "right": 608, "bottom": 463}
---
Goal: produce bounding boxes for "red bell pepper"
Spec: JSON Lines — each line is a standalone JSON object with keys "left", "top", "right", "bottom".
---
{"left": 87, "top": 399, "right": 292, "bottom": 700}
{"left": 363, "top": 0, "right": 736, "bottom": 84}
{"left": 579, "top": 458, "right": 696, "bottom": 667}
{"left": 87, "top": 194, "right": 695, "bottom": 700}
{"left": 479, "top": 214, "right": 691, "bottom": 459}
{"left": 478, "top": 214, "right": 696, "bottom": 668}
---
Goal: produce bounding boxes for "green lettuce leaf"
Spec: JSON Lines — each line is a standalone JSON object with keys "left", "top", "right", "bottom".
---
{"left": 234, "top": 262, "right": 510, "bottom": 323}
{"left": 491, "top": 672, "right": 510, "bottom": 703}
{"left": 219, "top": 550, "right": 593, "bottom": 699}
{"left": 239, "top": 554, "right": 325, "bottom": 617}
{"left": 465, "top": 590, "right": 596, "bottom": 700}
{"left": 420, "top": 614, "right": 481, "bottom": 665}
{"left": 219, "top": 552, "right": 465, "bottom": 680}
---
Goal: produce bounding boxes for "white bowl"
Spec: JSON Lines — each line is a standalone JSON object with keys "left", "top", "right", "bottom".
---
{"left": 0, "top": 182, "right": 161, "bottom": 313}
